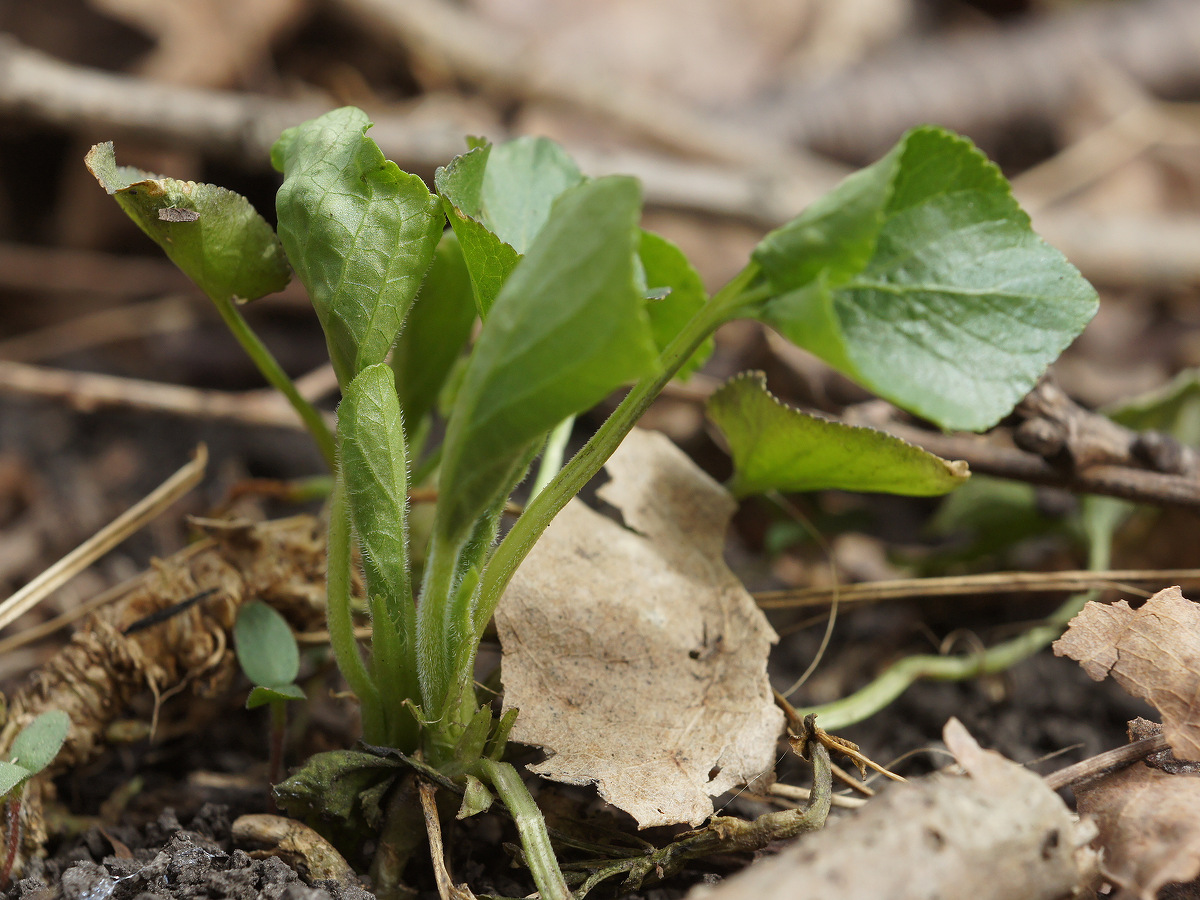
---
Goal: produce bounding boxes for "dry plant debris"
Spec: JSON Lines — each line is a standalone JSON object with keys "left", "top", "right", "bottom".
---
{"left": 0, "top": 516, "right": 329, "bottom": 873}
{"left": 1053, "top": 585, "right": 1200, "bottom": 758}
{"left": 690, "top": 719, "right": 1097, "bottom": 900}
{"left": 1073, "top": 756, "right": 1200, "bottom": 899}
{"left": 1053, "top": 585, "right": 1200, "bottom": 897}
{"left": 231, "top": 814, "right": 358, "bottom": 886}
{"left": 496, "top": 428, "right": 782, "bottom": 828}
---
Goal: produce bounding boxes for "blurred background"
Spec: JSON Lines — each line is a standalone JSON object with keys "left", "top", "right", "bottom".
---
{"left": 0, "top": 0, "right": 1198, "bottom": 766}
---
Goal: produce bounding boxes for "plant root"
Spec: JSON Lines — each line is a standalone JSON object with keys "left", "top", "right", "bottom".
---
{"left": 0, "top": 515, "right": 330, "bottom": 874}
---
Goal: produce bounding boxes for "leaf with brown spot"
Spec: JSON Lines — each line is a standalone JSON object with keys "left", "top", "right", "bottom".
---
{"left": 1053, "top": 586, "right": 1200, "bottom": 759}
{"left": 496, "top": 428, "right": 783, "bottom": 828}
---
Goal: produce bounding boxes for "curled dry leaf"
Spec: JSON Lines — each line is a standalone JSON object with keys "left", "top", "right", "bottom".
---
{"left": 231, "top": 814, "right": 357, "bottom": 885}
{"left": 1073, "top": 759, "right": 1200, "bottom": 900}
{"left": 688, "top": 719, "right": 1097, "bottom": 900}
{"left": 1053, "top": 585, "right": 1200, "bottom": 759}
{"left": 1054, "top": 585, "right": 1200, "bottom": 898}
{"left": 496, "top": 428, "right": 783, "bottom": 828}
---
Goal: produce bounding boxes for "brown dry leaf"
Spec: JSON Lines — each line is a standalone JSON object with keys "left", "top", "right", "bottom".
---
{"left": 496, "top": 428, "right": 783, "bottom": 828}
{"left": 1074, "top": 760, "right": 1200, "bottom": 899}
{"left": 1053, "top": 585, "right": 1200, "bottom": 758}
{"left": 688, "top": 719, "right": 1097, "bottom": 900}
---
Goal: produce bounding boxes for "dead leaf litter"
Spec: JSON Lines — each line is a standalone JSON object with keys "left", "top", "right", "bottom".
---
{"left": 496, "top": 428, "right": 784, "bottom": 828}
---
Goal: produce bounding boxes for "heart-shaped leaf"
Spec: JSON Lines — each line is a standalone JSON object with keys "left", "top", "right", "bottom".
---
{"left": 751, "top": 126, "right": 1099, "bottom": 432}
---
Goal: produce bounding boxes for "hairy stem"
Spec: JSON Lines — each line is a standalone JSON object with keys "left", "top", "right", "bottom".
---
{"left": 1, "top": 797, "right": 19, "bottom": 890}
{"left": 476, "top": 759, "right": 570, "bottom": 900}
{"left": 327, "top": 475, "right": 385, "bottom": 741}
{"left": 477, "top": 264, "right": 766, "bottom": 637}
{"left": 267, "top": 701, "right": 287, "bottom": 811}
{"left": 416, "top": 531, "right": 458, "bottom": 725}
{"left": 530, "top": 416, "right": 575, "bottom": 498}
{"left": 211, "top": 295, "right": 337, "bottom": 470}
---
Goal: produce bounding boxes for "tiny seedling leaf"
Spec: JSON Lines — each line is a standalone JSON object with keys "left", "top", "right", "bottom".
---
{"left": 391, "top": 233, "right": 478, "bottom": 431}
{"left": 234, "top": 601, "right": 300, "bottom": 688}
{"left": 9, "top": 709, "right": 69, "bottom": 775}
{"left": 273, "top": 107, "right": 444, "bottom": 387}
{"left": 435, "top": 176, "right": 658, "bottom": 547}
{"left": 639, "top": 230, "right": 712, "bottom": 378}
{"left": 708, "top": 372, "right": 969, "bottom": 497}
{"left": 435, "top": 137, "right": 585, "bottom": 315}
{"left": 85, "top": 143, "right": 290, "bottom": 304}
{"left": 0, "top": 761, "right": 29, "bottom": 798}
{"left": 458, "top": 774, "right": 495, "bottom": 819}
{"left": 247, "top": 684, "right": 307, "bottom": 709}
{"left": 751, "top": 126, "right": 1099, "bottom": 432}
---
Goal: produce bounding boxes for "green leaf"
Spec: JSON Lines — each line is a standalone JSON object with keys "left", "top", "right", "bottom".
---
{"left": 639, "top": 230, "right": 712, "bottom": 379}
{"left": 9, "top": 710, "right": 69, "bottom": 775}
{"left": 458, "top": 774, "right": 495, "bottom": 819}
{"left": 436, "top": 146, "right": 520, "bottom": 316}
{"left": 435, "top": 176, "right": 658, "bottom": 546}
{"left": 751, "top": 126, "right": 1099, "bottom": 432}
{"left": 0, "top": 761, "right": 29, "bottom": 798}
{"left": 339, "top": 364, "right": 415, "bottom": 636}
{"left": 435, "top": 137, "right": 585, "bottom": 315}
{"left": 247, "top": 684, "right": 306, "bottom": 709}
{"left": 476, "top": 138, "right": 584, "bottom": 253}
{"left": 85, "top": 143, "right": 289, "bottom": 304}
{"left": 926, "top": 476, "right": 1068, "bottom": 568}
{"left": 1104, "top": 369, "right": 1200, "bottom": 446}
{"left": 273, "top": 106, "right": 444, "bottom": 387}
{"left": 709, "top": 372, "right": 969, "bottom": 497}
{"left": 484, "top": 707, "right": 519, "bottom": 760}
{"left": 391, "top": 232, "right": 478, "bottom": 431}
{"left": 274, "top": 749, "right": 400, "bottom": 824}
{"left": 234, "top": 601, "right": 300, "bottom": 688}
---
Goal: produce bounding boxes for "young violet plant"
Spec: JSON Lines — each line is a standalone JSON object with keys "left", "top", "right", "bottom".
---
{"left": 89, "top": 108, "right": 1098, "bottom": 893}
{"left": 234, "top": 600, "right": 307, "bottom": 797}
{"left": 0, "top": 710, "right": 69, "bottom": 889}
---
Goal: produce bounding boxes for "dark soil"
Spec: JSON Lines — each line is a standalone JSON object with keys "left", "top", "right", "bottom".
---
{"left": 3, "top": 0, "right": 1200, "bottom": 897}
{"left": 11, "top": 806, "right": 372, "bottom": 900}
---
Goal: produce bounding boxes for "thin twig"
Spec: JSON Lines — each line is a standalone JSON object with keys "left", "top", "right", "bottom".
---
{"left": 0, "top": 296, "right": 198, "bottom": 364}
{"left": 419, "top": 780, "right": 477, "bottom": 900}
{"left": 0, "top": 445, "right": 207, "bottom": 633}
{"left": 0, "top": 242, "right": 187, "bottom": 297}
{"left": 0, "top": 569, "right": 152, "bottom": 657}
{"left": 0, "top": 359, "right": 335, "bottom": 431}
{"left": 880, "top": 420, "right": 1200, "bottom": 509}
{"left": 754, "top": 568, "right": 1200, "bottom": 610}
{"left": 0, "top": 37, "right": 843, "bottom": 225}
{"left": 740, "top": 0, "right": 1200, "bottom": 159}
{"left": 768, "top": 781, "right": 866, "bottom": 810}
{"left": 331, "top": 0, "right": 801, "bottom": 166}
{"left": 1043, "top": 734, "right": 1169, "bottom": 792}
